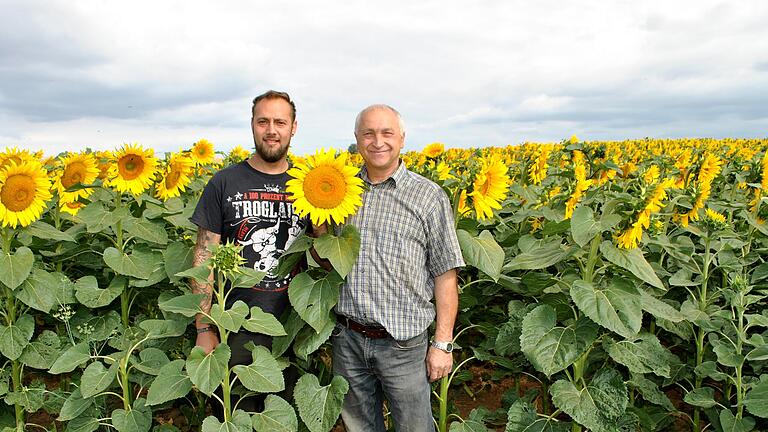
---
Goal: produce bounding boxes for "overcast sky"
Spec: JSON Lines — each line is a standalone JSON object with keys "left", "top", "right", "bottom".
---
{"left": 1, "top": 1, "right": 767, "bottom": 157}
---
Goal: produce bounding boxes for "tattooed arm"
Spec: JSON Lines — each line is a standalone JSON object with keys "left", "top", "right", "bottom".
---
{"left": 191, "top": 227, "right": 221, "bottom": 354}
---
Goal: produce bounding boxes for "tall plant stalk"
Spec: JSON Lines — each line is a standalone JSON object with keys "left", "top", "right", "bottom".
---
{"left": 693, "top": 237, "right": 712, "bottom": 431}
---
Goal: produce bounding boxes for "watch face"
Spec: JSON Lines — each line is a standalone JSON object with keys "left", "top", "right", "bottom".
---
{"left": 445, "top": 342, "right": 454, "bottom": 352}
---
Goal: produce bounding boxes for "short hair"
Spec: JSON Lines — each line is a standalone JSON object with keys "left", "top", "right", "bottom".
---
{"left": 354, "top": 104, "right": 406, "bottom": 136}
{"left": 252, "top": 90, "right": 296, "bottom": 121}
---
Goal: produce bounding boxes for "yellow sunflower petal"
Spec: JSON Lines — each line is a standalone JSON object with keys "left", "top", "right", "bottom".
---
{"left": 106, "top": 143, "right": 158, "bottom": 196}
{"left": 286, "top": 148, "right": 364, "bottom": 225}
{"left": 0, "top": 160, "right": 53, "bottom": 228}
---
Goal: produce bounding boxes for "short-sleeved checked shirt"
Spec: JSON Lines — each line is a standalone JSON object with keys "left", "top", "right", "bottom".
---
{"left": 335, "top": 162, "right": 465, "bottom": 340}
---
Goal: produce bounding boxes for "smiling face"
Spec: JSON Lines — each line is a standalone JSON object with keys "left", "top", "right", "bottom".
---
{"left": 251, "top": 97, "right": 297, "bottom": 164}
{"left": 355, "top": 107, "right": 405, "bottom": 183}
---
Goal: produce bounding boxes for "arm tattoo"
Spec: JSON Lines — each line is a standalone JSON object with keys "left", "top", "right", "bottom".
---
{"left": 191, "top": 228, "right": 219, "bottom": 316}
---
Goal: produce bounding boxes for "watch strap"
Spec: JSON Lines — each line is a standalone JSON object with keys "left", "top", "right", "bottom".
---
{"left": 431, "top": 340, "right": 453, "bottom": 352}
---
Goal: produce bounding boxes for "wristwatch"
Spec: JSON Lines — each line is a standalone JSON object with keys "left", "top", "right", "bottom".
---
{"left": 431, "top": 340, "right": 454, "bottom": 353}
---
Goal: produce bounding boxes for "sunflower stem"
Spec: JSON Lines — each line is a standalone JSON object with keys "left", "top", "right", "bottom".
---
{"left": 1, "top": 227, "right": 13, "bottom": 254}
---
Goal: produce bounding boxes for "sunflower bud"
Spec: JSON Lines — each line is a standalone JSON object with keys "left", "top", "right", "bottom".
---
{"left": 211, "top": 242, "right": 246, "bottom": 277}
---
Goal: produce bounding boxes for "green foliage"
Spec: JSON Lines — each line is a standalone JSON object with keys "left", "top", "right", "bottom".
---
{"left": 251, "top": 395, "right": 297, "bottom": 432}
{"left": 186, "top": 344, "right": 231, "bottom": 396}
{"left": 293, "top": 374, "right": 348, "bottom": 432}
{"left": 457, "top": 229, "right": 504, "bottom": 281}
{"left": 550, "top": 369, "right": 628, "bottom": 432}
{"left": 312, "top": 225, "right": 360, "bottom": 278}
{"left": 5, "top": 139, "right": 768, "bottom": 431}
{"left": 520, "top": 305, "right": 598, "bottom": 377}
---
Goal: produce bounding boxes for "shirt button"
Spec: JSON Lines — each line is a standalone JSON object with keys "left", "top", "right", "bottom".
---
{"left": 361, "top": 269, "right": 365, "bottom": 274}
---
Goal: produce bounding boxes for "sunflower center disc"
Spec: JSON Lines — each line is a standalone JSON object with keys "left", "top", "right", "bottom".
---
{"left": 62, "top": 162, "right": 86, "bottom": 188}
{"left": 2, "top": 174, "right": 36, "bottom": 211}
{"left": 480, "top": 177, "right": 491, "bottom": 195}
{"left": 118, "top": 155, "right": 145, "bottom": 180}
{"left": 303, "top": 166, "right": 347, "bottom": 209}
{"left": 167, "top": 169, "right": 182, "bottom": 187}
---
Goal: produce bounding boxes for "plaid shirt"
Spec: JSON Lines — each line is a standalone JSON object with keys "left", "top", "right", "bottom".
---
{"left": 335, "top": 162, "right": 465, "bottom": 340}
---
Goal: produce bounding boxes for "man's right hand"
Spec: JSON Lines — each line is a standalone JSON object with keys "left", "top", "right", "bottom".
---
{"left": 196, "top": 330, "right": 220, "bottom": 354}
{"left": 311, "top": 222, "right": 328, "bottom": 237}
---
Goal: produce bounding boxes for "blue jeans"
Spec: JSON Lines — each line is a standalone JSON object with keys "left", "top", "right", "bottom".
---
{"left": 332, "top": 323, "right": 434, "bottom": 432}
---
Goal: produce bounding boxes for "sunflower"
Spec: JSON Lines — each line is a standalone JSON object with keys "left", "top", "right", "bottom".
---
{"left": 0, "top": 160, "right": 53, "bottom": 228}
{"left": 436, "top": 162, "right": 454, "bottom": 181}
{"left": 0, "top": 147, "right": 36, "bottom": 170}
{"left": 422, "top": 142, "right": 445, "bottom": 158}
{"left": 54, "top": 153, "right": 99, "bottom": 202}
{"left": 95, "top": 151, "right": 112, "bottom": 180}
{"left": 642, "top": 165, "right": 660, "bottom": 184}
{"left": 155, "top": 152, "right": 195, "bottom": 200}
{"left": 564, "top": 151, "right": 591, "bottom": 219}
{"left": 286, "top": 148, "right": 365, "bottom": 226}
{"left": 190, "top": 139, "right": 216, "bottom": 165}
{"left": 469, "top": 155, "right": 510, "bottom": 220}
{"left": 616, "top": 178, "right": 675, "bottom": 249}
{"left": 528, "top": 146, "right": 551, "bottom": 186}
{"left": 679, "top": 153, "right": 723, "bottom": 226}
{"left": 229, "top": 145, "right": 251, "bottom": 162}
{"left": 59, "top": 199, "right": 85, "bottom": 216}
{"left": 751, "top": 152, "right": 768, "bottom": 213}
{"left": 106, "top": 143, "right": 158, "bottom": 196}
{"left": 704, "top": 208, "right": 726, "bottom": 224}
{"left": 457, "top": 189, "right": 470, "bottom": 216}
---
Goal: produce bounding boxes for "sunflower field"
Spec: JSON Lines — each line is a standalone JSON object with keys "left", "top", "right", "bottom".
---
{"left": 0, "top": 137, "right": 767, "bottom": 432}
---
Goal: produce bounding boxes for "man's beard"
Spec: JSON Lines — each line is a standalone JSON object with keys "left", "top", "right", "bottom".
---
{"left": 254, "top": 138, "right": 290, "bottom": 163}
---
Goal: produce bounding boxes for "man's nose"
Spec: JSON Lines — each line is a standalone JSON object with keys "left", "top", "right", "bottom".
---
{"left": 371, "top": 134, "right": 383, "bottom": 147}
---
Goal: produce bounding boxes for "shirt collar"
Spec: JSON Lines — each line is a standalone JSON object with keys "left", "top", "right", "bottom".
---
{"left": 360, "top": 160, "right": 409, "bottom": 187}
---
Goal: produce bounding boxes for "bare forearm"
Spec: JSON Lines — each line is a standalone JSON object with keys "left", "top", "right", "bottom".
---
{"left": 191, "top": 228, "right": 220, "bottom": 327}
{"left": 433, "top": 269, "right": 458, "bottom": 341}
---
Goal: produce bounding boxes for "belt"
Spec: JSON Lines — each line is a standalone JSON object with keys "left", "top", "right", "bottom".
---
{"left": 337, "top": 315, "right": 390, "bottom": 339}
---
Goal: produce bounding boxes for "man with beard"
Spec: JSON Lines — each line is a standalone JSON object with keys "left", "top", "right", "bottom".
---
{"left": 189, "top": 90, "right": 308, "bottom": 413}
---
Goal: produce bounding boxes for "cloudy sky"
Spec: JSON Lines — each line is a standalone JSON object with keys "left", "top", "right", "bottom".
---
{"left": 1, "top": 1, "right": 767, "bottom": 156}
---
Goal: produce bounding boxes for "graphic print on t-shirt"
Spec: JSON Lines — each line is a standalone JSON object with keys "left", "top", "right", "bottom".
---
{"left": 226, "top": 184, "right": 306, "bottom": 291}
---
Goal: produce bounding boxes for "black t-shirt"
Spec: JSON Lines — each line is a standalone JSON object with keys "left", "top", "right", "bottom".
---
{"left": 190, "top": 161, "right": 308, "bottom": 317}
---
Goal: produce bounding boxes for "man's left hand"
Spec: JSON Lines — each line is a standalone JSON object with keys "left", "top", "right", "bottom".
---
{"left": 426, "top": 346, "right": 453, "bottom": 382}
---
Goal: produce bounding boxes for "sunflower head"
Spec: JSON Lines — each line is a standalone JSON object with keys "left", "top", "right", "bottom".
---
{"left": 642, "top": 165, "right": 660, "bottom": 184}
{"left": 0, "top": 147, "right": 37, "bottom": 171}
{"left": 469, "top": 156, "right": 511, "bottom": 220}
{"left": 190, "top": 139, "right": 216, "bottom": 165}
{"left": 54, "top": 153, "right": 99, "bottom": 202}
{"left": 457, "top": 189, "right": 470, "bottom": 216}
{"left": 211, "top": 241, "right": 246, "bottom": 277}
{"left": 106, "top": 143, "right": 158, "bottom": 196}
{"left": 422, "top": 142, "right": 445, "bottom": 158}
{"left": 155, "top": 153, "right": 195, "bottom": 200}
{"left": 228, "top": 145, "right": 251, "bottom": 162}
{"left": 94, "top": 151, "right": 112, "bottom": 179}
{"left": 59, "top": 199, "right": 85, "bottom": 216}
{"left": 286, "top": 148, "right": 364, "bottom": 226}
{"left": 702, "top": 208, "right": 728, "bottom": 231}
{"left": 0, "top": 160, "right": 53, "bottom": 228}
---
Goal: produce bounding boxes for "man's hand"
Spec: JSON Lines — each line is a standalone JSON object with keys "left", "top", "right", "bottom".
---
{"left": 196, "top": 330, "right": 220, "bottom": 354}
{"left": 426, "top": 346, "right": 453, "bottom": 382}
{"left": 311, "top": 222, "right": 328, "bottom": 238}
{"left": 309, "top": 222, "right": 333, "bottom": 271}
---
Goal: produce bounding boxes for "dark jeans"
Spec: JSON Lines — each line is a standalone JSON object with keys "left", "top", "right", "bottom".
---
{"left": 332, "top": 323, "right": 434, "bottom": 432}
